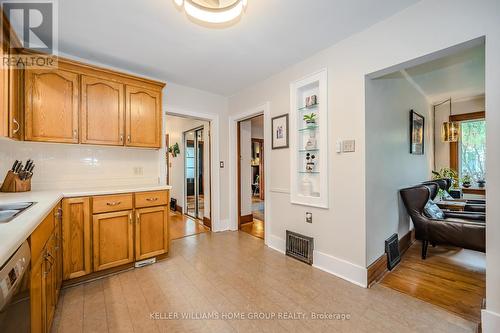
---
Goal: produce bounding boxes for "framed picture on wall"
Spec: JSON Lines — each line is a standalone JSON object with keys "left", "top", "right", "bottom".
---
{"left": 410, "top": 110, "right": 425, "bottom": 155}
{"left": 271, "top": 114, "right": 289, "bottom": 149}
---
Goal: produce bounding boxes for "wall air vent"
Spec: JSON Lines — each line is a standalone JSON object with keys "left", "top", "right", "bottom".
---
{"left": 385, "top": 233, "right": 401, "bottom": 270}
{"left": 286, "top": 230, "right": 314, "bottom": 265}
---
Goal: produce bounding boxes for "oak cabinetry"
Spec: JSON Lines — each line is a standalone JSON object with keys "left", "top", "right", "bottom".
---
{"left": 92, "top": 193, "right": 133, "bottom": 214}
{"left": 125, "top": 86, "right": 162, "bottom": 148}
{"left": 135, "top": 206, "right": 169, "bottom": 260}
{"left": 24, "top": 68, "right": 79, "bottom": 143}
{"left": 29, "top": 204, "right": 63, "bottom": 333}
{"left": 62, "top": 197, "right": 92, "bottom": 280}
{"left": 92, "top": 210, "right": 134, "bottom": 271}
{"left": 135, "top": 190, "right": 169, "bottom": 208}
{"left": 81, "top": 75, "right": 125, "bottom": 145}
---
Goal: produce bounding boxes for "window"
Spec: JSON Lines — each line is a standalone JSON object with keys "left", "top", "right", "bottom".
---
{"left": 459, "top": 119, "right": 486, "bottom": 181}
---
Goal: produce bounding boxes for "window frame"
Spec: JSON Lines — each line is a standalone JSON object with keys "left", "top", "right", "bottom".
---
{"left": 449, "top": 111, "right": 485, "bottom": 192}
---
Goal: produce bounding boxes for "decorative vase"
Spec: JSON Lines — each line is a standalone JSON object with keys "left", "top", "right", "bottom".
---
{"left": 306, "top": 162, "right": 315, "bottom": 172}
{"left": 305, "top": 137, "right": 317, "bottom": 150}
{"left": 462, "top": 182, "right": 471, "bottom": 188}
{"left": 477, "top": 180, "right": 486, "bottom": 188}
{"left": 306, "top": 120, "right": 316, "bottom": 129}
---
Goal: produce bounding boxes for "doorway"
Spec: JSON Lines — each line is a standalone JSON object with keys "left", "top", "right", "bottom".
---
{"left": 165, "top": 114, "right": 211, "bottom": 240}
{"left": 238, "top": 114, "right": 265, "bottom": 239}
{"left": 185, "top": 127, "right": 205, "bottom": 220}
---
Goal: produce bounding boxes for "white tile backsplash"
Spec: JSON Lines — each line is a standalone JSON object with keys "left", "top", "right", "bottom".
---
{"left": 0, "top": 138, "right": 161, "bottom": 190}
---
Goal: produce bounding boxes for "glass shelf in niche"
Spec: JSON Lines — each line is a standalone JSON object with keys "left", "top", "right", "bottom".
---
{"left": 298, "top": 104, "right": 319, "bottom": 111}
{"left": 298, "top": 125, "right": 319, "bottom": 132}
{"left": 299, "top": 149, "right": 319, "bottom": 152}
{"left": 299, "top": 171, "right": 320, "bottom": 174}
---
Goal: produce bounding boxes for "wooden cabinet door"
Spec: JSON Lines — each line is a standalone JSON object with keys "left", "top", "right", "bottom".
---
{"left": 31, "top": 253, "right": 47, "bottom": 333}
{"left": 135, "top": 206, "right": 169, "bottom": 260}
{"left": 25, "top": 68, "right": 79, "bottom": 143}
{"left": 93, "top": 210, "right": 134, "bottom": 271}
{"left": 0, "top": 39, "right": 9, "bottom": 138}
{"left": 62, "top": 197, "right": 92, "bottom": 280}
{"left": 45, "top": 235, "right": 57, "bottom": 330}
{"left": 53, "top": 204, "right": 63, "bottom": 298}
{"left": 81, "top": 75, "right": 125, "bottom": 145}
{"left": 125, "top": 86, "right": 161, "bottom": 148}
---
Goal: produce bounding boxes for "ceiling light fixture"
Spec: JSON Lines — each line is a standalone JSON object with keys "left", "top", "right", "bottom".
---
{"left": 175, "top": 0, "right": 247, "bottom": 24}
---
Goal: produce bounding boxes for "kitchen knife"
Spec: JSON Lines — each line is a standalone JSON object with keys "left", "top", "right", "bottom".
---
{"left": 11, "top": 160, "right": 19, "bottom": 172}
{"left": 15, "top": 162, "right": 23, "bottom": 174}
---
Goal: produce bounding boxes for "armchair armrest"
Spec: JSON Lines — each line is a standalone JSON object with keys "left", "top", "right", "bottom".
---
{"left": 444, "top": 211, "right": 485, "bottom": 221}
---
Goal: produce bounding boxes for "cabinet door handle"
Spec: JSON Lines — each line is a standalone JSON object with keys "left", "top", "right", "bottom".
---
{"left": 12, "top": 118, "right": 20, "bottom": 134}
{"left": 146, "top": 197, "right": 158, "bottom": 202}
{"left": 73, "top": 129, "right": 78, "bottom": 139}
{"left": 129, "top": 213, "right": 133, "bottom": 224}
{"left": 136, "top": 213, "right": 140, "bottom": 224}
{"left": 106, "top": 201, "right": 121, "bottom": 206}
{"left": 127, "top": 135, "right": 131, "bottom": 143}
{"left": 120, "top": 134, "right": 124, "bottom": 142}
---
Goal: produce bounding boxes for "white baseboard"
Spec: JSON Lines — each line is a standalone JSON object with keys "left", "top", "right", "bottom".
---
{"left": 482, "top": 309, "right": 500, "bottom": 333}
{"left": 267, "top": 235, "right": 285, "bottom": 253}
{"left": 212, "top": 218, "right": 230, "bottom": 232}
{"left": 313, "top": 250, "right": 367, "bottom": 288}
{"left": 266, "top": 235, "right": 367, "bottom": 287}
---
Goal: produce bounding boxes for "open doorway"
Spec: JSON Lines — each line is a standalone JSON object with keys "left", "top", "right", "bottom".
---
{"left": 166, "top": 114, "right": 211, "bottom": 240}
{"left": 238, "top": 114, "right": 265, "bottom": 239}
{"left": 365, "top": 38, "right": 485, "bottom": 327}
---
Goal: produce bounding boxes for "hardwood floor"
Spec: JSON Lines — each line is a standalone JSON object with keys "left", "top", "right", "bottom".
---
{"left": 380, "top": 241, "right": 485, "bottom": 325}
{"left": 52, "top": 232, "right": 477, "bottom": 333}
{"left": 169, "top": 211, "right": 209, "bottom": 240}
{"left": 240, "top": 219, "right": 264, "bottom": 239}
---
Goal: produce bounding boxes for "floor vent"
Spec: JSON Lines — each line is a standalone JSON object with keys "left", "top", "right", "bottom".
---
{"left": 286, "top": 230, "right": 314, "bottom": 265}
{"left": 385, "top": 233, "right": 400, "bottom": 270}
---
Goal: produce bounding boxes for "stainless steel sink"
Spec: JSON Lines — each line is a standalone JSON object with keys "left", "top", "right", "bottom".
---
{"left": 0, "top": 202, "right": 35, "bottom": 223}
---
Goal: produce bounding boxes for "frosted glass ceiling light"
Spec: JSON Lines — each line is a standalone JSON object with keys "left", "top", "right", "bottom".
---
{"left": 175, "top": 0, "right": 247, "bottom": 24}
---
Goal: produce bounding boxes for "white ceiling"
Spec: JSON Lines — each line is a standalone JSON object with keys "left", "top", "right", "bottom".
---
{"left": 52, "top": 0, "right": 419, "bottom": 96}
{"left": 404, "top": 45, "right": 485, "bottom": 103}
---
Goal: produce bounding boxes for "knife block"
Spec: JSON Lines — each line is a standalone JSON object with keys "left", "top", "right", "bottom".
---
{"left": 0, "top": 170, "right": 31, "bottom": 193}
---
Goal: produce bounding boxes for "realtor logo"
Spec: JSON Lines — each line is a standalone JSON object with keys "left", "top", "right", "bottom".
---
{"left": 1, "top": 0, "right": 58, "bottom": 68}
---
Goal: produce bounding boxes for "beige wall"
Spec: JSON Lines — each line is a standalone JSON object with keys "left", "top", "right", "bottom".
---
{"left": 228, "top": 4, "right": 500, "bottom": 322}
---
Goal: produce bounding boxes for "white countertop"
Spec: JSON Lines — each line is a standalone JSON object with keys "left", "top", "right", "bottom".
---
{"left": 0, "top": 184, "right": 172, "bottom": 267}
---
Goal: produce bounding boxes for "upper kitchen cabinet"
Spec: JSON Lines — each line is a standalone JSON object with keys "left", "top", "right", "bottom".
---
{"left": 24, "top": 67, "right": 79, "bottom": 143}
{"left": 126, "top": 86, "right": 162, "bottom": 148}
{"left": 81, "top": 75, "right": 125, "bottom": 146}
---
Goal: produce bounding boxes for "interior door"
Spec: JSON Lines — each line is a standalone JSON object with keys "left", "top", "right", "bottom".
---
{"left": 184, "top": 127, "right": 204, "bottom": 219}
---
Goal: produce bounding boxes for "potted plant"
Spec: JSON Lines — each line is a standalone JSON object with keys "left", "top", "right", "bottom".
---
{"left": 462, "top": 174, "right": 472, "bottom": 188}
{"left": 432, "top": 168, "right": 459, "bottom": 189}
{"left": 168, "top": 143, "right": 180, "bottom": 157}
{"left": 303, "top": 113, "right": 317, "bottom": 128}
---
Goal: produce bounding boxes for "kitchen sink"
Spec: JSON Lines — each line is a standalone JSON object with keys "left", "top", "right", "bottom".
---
{"left": 0, "top": 202, "right": 35, "bottom": 223}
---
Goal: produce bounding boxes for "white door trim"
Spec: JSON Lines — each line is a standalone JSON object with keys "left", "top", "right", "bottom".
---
{"left": 165, "top": 107, "right": 222, "bottom": 232}
{"left": 229, "top": 102, "right": 271, "bottom": 245}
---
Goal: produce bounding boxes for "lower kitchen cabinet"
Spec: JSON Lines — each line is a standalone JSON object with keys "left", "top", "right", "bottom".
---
{"left": 62, "top": 197, "right": 92, "bottom": 280}
{"left": 135, "top": 206, "right": 169, "bottom": 260}
{"left": 30, "top": 204, "right": 63, "bottom": 333}
{"left": 93, "top": 210, "right": 134, "bottom": 271}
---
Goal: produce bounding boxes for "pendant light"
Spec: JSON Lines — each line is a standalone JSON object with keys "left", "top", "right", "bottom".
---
{"left": 440, "top": 99, "right": 459, "bottom": 142}
{"left": 174, "top": 0, "right": 247, "bottom": 24}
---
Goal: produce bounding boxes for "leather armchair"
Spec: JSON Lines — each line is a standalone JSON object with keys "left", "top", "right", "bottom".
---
{"left": 422, "top": 178, "right": 486, "bottom": 212}
{"left": 400, "top": 184, "right": 485, "bottom": 259}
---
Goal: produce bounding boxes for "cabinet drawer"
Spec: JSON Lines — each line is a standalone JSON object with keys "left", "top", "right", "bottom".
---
{"left": 135, "top": 191, "right": 168, "bottom": 208}
{"left": 93, "top": 193, "right": 133, "bottom": 213}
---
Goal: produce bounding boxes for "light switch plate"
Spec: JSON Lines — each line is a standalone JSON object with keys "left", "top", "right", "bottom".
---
{"left": 342, "top": 140, "right": 356, "bottom": 153}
